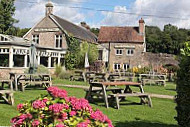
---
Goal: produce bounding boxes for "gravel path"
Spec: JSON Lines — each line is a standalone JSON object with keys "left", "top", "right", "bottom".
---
{"left": 55, "top": 84, "right": 175, "bottom": 100}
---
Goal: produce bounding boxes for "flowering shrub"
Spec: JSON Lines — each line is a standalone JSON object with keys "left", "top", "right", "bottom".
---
{"left": 11, "top": 87, "right": 114, "bottom": 127}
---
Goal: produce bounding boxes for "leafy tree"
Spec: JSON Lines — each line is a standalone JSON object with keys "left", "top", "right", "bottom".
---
{"left": 0, "top": 0, "right": 18, "bottom": 34}
{"left": 90, "top": 28, "right": 99, "bottom": 36}
{"left": 176, "top": 41, "right": 190, "bottom": 127}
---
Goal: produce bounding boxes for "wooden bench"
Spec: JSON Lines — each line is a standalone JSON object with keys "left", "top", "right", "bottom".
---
{"left": 19, "top": 80, "right": 52, "bottom": 91}
{"left": 142, "top": 79, "right": 166, "bottom": 86}
{"left": 0, "top": 90, "right": 14, "bottom": 105}
{"left": 110, "top": 93, "right": 152, "bottom": 109}
{"left": 70, "top": 71, "right": 86, "bottom": 82}
{"left": 0, "top": 79, "right": 13, "bottom": 90}
{"left": 84, "top": 87, "right": 123, "bottom": 100}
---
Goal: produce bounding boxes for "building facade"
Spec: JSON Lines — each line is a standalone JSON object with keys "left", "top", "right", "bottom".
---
{"left": 0, "top": 2, "right": 97, "bottom": 77}
{"left": 98, "top": 19, "right": 146, "bottom": 71}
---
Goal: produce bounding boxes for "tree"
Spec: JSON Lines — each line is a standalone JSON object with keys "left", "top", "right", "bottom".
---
{"left": 0, "top": 0, "right": 18, "bottom": 34}
{"left": 176, "top": 42, "right": 190, "bottom": 127}
{"left": 90, "top": 28, "right": 99, "bottom": 36}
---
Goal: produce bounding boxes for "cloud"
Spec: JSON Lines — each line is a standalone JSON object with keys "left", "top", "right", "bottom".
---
{"left": 99, "top": 0, "right": 190, "bottom": 29}
{"left": 14, "top": 0, "right": 85, "bottom": 28}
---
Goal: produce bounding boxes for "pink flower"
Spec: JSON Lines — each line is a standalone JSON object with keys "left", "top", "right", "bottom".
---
{"left": 91, "top": 110, "right": 108, "bottom": 122}
{"left": 17, "top": 104, "right": 24, "bottom": 110}
{"left": 32, "top": 120, "right": 40, "bottom": 127}
{"left": 42, "top": 98, "right": 48, "bottom": 103}
{"left": 69, "top": 97, "right": 92, "bottom": 111}
{"left": 77, "top": 120, "right": 90, "bottom": 127}
{"left": 56, "top": 124, "right": 65, "bottom": 127}
{"left": 49, "top": 103, "right": 65, "bottom": 113}
{"left": 10, "top": 117, "right": 17, "bottom": 123}
{"left": 32, "top": 100, "right": 46, "bottom": 109}
{"left": 47, "top": 87, "right": 67, "bottom": 99}
{"left": 58, "top": 113, "right": 68, "bottom": 121}
{"left": 70, "top": 111, "right": 77, "bottom": 116}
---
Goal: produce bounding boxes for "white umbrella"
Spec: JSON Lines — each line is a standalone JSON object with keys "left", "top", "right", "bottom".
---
{"left": 84, "top": 52, "right": 89, "bottom": 68}
{"left": 29, "top": 42, "right": 38, "bottom": 74}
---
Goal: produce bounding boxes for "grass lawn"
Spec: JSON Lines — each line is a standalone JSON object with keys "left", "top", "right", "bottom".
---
{"left": 53, "top": 78, "right": 177, "bottom": 96}
{"left": 0, "top": 85, "right": 177, "bottom": 126}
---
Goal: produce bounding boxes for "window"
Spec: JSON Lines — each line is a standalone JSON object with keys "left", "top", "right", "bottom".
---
{"left": 126, "top": 49, "right": 134, "bottom": 56}
{"left": 98, "top": 50, "right": 103, "bottom": 60}
{"left": 40, "top": 57, "right": 48, "bottom": 67}
{"left": 55, "top": 35, "right": 63, "bottom": 48}
{"left": 114, "top": 63, "right": 121, "bottom": 70}
{"left": 13, "top": 55, "right": 24, "bottom": 67}
{"left": 123, "top": 63, "right": 130, "bottom": 70}
{"left": 32, "top": 35, "right": 39, "bottom": 44}
{"left": 115, "top": 49, "right": 123, "bottom": 55}
{"left": 0, "top": 55, "right": 9, "bottom": 67}
{"left": 51, "top": 57, "right": 58, "bottom": 67}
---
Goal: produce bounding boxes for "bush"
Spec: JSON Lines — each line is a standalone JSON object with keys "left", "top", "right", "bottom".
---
{"left": 55, "top": 65, "right": 63, "bottom": 76}
{"left": 11, "top": 87, "right": 114, "bottom": 127}
{"left": 176, "top": 42, "right": 190, "bottom": 127}
{"left": 58, "top": 71, "right": 73, "bottom": 80}
{"left": 25, "top": 65, "right": 49, "bottom": 74}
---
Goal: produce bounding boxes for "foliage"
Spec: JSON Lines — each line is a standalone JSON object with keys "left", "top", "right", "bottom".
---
{"left": 55, "top": 64, "right": 63, "bottom": 76}
{"left": 24, "top": 65, "right": 49, "bottom": 74}
{"left": 11, "top": 87, "right": 113, "bottom": 127}
{"left": 90, "top": 28, "right": 99, "bottom": 36}
{"left": 146, "top": 24, "right": 190, "bottom": 55}
{"left": 65, "top": 36, "right": 98, "bottom": 70}
{"left": 0, "top": 0, "right": 18, "bottom": 34}
{"left": 58, "top": 71, "right": 73, "bottom": 80}
{"left": 176, "top": 41, "right": 190, "bottom": 127}
{"left": 77, "top": 41, "right": 98, "bottom": 69}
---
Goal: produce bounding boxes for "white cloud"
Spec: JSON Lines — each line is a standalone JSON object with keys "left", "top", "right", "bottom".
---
{"left": 99, "top": 0, "right": 190, "bottom": 29}
{"left": 14, "top": 0, "right": 85, "bottom": 28}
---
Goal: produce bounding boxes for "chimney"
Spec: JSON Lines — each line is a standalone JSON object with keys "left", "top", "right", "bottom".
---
{"left": 45, "top": 1, "right": 53, "bottom": 16}
{"left": 80, "top": 22, "right": 90, "bottom": 30}
{"left": 139, "top": 18, "right": 145, "bottom": 35}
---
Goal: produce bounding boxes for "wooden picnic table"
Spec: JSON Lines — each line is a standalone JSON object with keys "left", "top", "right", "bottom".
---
{"left": 86, "top": 81, "right": 147, "bottom": 108}
{"left": 138, "top": 74, "right": 166, "bottom": 86}
{"left": 70, "top": 70, "right": 86, "bottom": 82}
{"left": 9, "top": 73, "right": 52, "bottom": 91}
{"left": 0, "top": 79, "right": 13, "bottom": 90}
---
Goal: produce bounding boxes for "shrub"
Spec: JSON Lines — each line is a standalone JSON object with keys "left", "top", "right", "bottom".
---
{"left": 176, "top": 42, "right": 190, "bottom": 127}
{"left": 25, "top": 65, "right": 49, "bottom": 74}
{"left": 55, "top": 65, "right": 63, "bottom": 76}
{"left": 58, "top": 71, "right": 73, "bottom": 80}
{"left": 11, "top": 87, "right": 114, "bottom": 127}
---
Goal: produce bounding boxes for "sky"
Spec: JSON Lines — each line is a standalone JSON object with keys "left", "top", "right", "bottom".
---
{"left": 14, "top": 0, "right": 190, "bottom": 29}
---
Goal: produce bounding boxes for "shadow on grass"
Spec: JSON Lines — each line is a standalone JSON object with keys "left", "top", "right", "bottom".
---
{"left": 115, "top": 120, "right": 177, "bottom": 127}
{"left": 166, "top": 88, "right": 176, "bottom": 91}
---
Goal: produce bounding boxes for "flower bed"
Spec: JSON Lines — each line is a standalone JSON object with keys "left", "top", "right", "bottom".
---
{"left": 11, "top": 87, "right": 113, "bottom": 127}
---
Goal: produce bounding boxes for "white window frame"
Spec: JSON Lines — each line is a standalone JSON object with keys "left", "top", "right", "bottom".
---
{"left": 32, "top": 35, "right": 39, "bottom": 44}
{"left": 115, "top": 49, "right": 123, "bottom": 55}
{"left": 114, "top": 63, "right": 121, "bottom": 70}
{"left": 123, "top": 63, "right": 130, "bottom": 70}
{"left": 55, "top": 35, "right": 63, "bottom": 48}
{"left": 126, "top": 49, "right": 134, "bottom": 56}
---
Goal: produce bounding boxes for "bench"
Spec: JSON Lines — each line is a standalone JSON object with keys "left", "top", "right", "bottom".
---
{"left": 110, "top": 93, "right": 152, "bottom": 109}
{"left": 0, "top": 79, "right": 13, "bottom": 90}
{"left": 70, "top": 71, "right": 86, "bottom": 82}
{"left": 142, "top": 79, "right": 166, "bottom": 86}
{"left": 0, "top": 90, "right": 14, "bottom": 105}
{"left": 19, "top": 80, "right": 52, "bottom": 91}
{"left": 84, "top": 87, "right": 123, "bottom": 100}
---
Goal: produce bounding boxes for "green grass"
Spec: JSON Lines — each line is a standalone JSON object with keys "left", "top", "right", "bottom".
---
{"left": 53, "top": 78, "right": 176, "bottom": 96}
{"left": 0, "top": 86, "right": 177, "bottom": 126}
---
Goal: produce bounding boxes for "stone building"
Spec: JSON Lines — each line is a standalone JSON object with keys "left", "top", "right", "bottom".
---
{"left": 0, "top": 2, "right": 97, "bottom": 77}
{"left": 98, "top": 18, "right": 146, "bottom": 71}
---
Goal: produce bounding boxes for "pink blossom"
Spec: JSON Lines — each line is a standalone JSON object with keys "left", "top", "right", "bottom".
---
{"left": 32, "top": 120, "right": 40, "bottom": 127}
{"left": 69, "top": 111, "right": 77, "bottom": 116}
{"left": 17, "top": 104, "right": 24, "bottom": 110}
{"left": 49, "top": 103, "right": 65, "bottom": 113}
{"left": 10, "top": 117, "right": 17, "bottom": 123}
{"left": 77, "top": 120, "right": 90, "bottom": 127}
{"left": 69, "top": 97, "right": 92, "bottom": 111}
{"left": 90, "top": 110, "right": 108, "bottom": 122}
{"left": 47, "top": 87, "right": 67, "bottom": 99}
{"left": 56, "top": 124, "right": 65, "bottom": 127}
{"left": 42, "top": 98, "right": 48, "bottom": 103}
{"left": 32, "top": 100, "right": 46, "bottom": 109}
{"left": 58, "top": 113, "right": 68, "bottom": 121}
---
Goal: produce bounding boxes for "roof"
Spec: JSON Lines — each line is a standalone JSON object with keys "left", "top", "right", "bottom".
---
{"left": 98, "top": 26, "right": 144, "bottom": 43}
{"left": 50, "top": 15, "right": 97, "bottom": 43}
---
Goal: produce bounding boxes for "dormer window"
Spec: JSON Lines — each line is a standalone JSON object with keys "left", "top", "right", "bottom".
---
{"left": 55, "top": 35, "right": 62, "bottom": 48}
{"left": 32, "top": 35, "right": 39, "bottom": 44}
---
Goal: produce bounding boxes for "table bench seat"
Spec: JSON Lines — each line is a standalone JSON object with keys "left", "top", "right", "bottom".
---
{"left": 19, "top": 80, "right": 52, "bottom": 91}
{"left": 142, "top": 79, "right": 166, "bottom": 86}
{"left": 0, "top": 90, "right": 14, "bottom": 105}
{"left": 110, "top": 93, "right": 152, "bottom": 109}
{"left": 84, "top": 87, "right": 123, "bottom": 100}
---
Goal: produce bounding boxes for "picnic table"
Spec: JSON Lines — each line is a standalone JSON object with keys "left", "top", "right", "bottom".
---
{"left": 91, "top": 72, "right": 108, "bottom": 82}
{"left": 138, "top": 74, "right": 166, "bottom": 86}
{"left": 85, "top": 81, "right": 152, "bottom": 109}
{"left": 70, "top": 70, "right": 86, "bottom": 82}
{"left": 0, "top": 79, "right": 14, "bottom": 105}
{"left": 10, "top": 73, "right": 52, "bottom": 91}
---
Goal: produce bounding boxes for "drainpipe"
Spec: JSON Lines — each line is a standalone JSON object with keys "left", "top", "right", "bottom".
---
{"left": 108, "top": 42, "right": 111, "bottom": 72}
